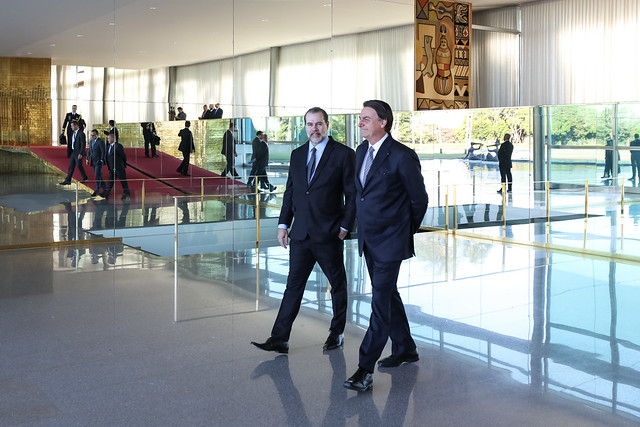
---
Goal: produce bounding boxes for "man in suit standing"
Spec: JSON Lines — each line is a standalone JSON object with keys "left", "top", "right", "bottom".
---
{"left": 177, "top": 121, "right": 195, "bottom": 176}
{"left": 212, "top": 103, "right": 223, "bottom": 119}
{"left": 141, "top": 122, "right": 158, "bottom": 158}
{"left": 221, "top": 121, "right": 239, "bottom": 178}
{"left": 61, "top": 105, "right": 84, "bottom": 158}
{"left": 247, "top": 131, "right": 263, "bottom": 191}
{"left": 199, "top": 104, "right": 210, "bottom": 120}
{"left": 175, "top": 107, "right": 187, "bottom": 120}
{"left": 344, "top": 100, "right": 428, "bottom": 392}
{"left": 497, "top": 133, "right": 514, "bottom": 193}
{"left": 103, "top": 120, "right": 119, "bottom": 142}
{"left": 101, "top": 132, "right": 130, "bottom": 201}
{"left": 86, "top": 129, "right": 107, "bottom": 197}
{"left": 59, "top": 121, "right": 89, "bottom": 185}
{"left": 630, "top": 133, "right": 640, "bottom": 180}
{"left": 252, "top": 107, "right": 356, "bottom": 354}
{"left": 255, "top": 133, "right": 277, "bottom": 193}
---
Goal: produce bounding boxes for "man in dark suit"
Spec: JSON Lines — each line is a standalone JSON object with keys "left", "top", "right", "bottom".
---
{"left": 220, "top": 121, "right": 239, "bottom": 178}
{"left": 61, "top": 105, "right": 85, "bottom": 158}
{"left": 141, "top": 122, "right": 158, "bottom": 158}
{"left": 344, "top": 100, "right": 428, "bottom": 392}
{"left": 199, "top": 104, "right": 210, "bottom": 120}
{"left": 59, "top": 121, "right": 89, "bottom": 185}
{"left": 497, "top": 133, "right": 514, "bottom": 193}
{"left": 212, "top": 103, "right": 223, "bottom": 118}
{"left": 252, "top": 107, "right": 356, "bottom": 354}
{"left": 255, "top": 133, "right": 277, "bottom": 192}
{"left": 101, "top": 132, "right": 130, "bottom": 201}
{"left": 86, "top": 129, "right": 107, "bottom": 197}
{"left": 177, "top": 121, "right": 195, "bottom": 176}
{"left": 103, "top": 120, "right": 119, "bottom": 143}
{"left": 247, "top": 131, "right": 263, "bottom": 190}
{"left": 630, "top": 133, "right": 640, "bottom": 180}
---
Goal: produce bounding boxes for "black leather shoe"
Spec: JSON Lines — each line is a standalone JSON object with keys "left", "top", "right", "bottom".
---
{"left": 377, "top": 350, "right": 419, "bottom": 368}
{"left": 91, "top": 191, "right": 99, "bottom": 197}
{"left": 323, "top": 333, "right": 344, "bottom": 350}
{"left": 251, "top": 337, "right": 289, "bottom": 354}
{"left": 121, "top": 194, "right": 130, "bottom": 202}
{"left": 344, "top": 368, "right": 373, "bottom": 391}
{"left": 59, "top": 181, "right": 71, "bottom": 185}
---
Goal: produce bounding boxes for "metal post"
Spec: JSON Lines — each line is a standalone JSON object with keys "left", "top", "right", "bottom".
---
{"left": 620, "top": 177, "right": 625, "bottom": 215}
{"left": 174, "top": 197, "right": 178, "bottom": 323}
{"left": 452, "top": 185, "right": 457, "bottom": 233}
{"left": 201, "top": 177, "right": 204, "bottom": 211}
{"left": 545, "top": 180, "right": 550, "bottom": 223}
{"left": 141, "top": 179, "right": 145, "bottom": 215}
{"left": 584, "top": 180, "right": 589, "bottom": 219}
{"left": 445, "top": 187, "right": 449, "bottom": 231}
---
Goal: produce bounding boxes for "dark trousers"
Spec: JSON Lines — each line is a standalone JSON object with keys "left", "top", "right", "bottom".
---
{"left": 66, "top": 154, "right": 88, "bottom": 181}
{"left": 177, "top": 151, "right": 191, "bottom": 174}
{"left": 221, "top": 154, "right": 239, "bottom": 178}
{"left": 105, "top": 168, "right": 130, "bottom": 197}
{"left": 631, "top": 154, "right": 640, "bottom": 178}
{"left": 271, "top": 237, "right": 348, "bottom": 341}
{"left": 358, "top": 250, "right": 415, "bottom": 373}
{"left": 92, "top": 162, "right": 107, "bottom": 191}
{"left": 144, "top": 136, "right": 156, "bottom": 157}
{"left": 499, "top": 166, "right": 512, "bottom": 191}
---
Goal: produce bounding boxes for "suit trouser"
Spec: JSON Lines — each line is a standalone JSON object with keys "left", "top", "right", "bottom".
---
{"left": 221, "top": 154, "right": 239, "bottom": 177}
{"left": 177, "top": 152, "right": 190, "bottom": 174}
{"left": 271, "top": 236, "right": 348, "bottom": 341}
{"left": 66, "top": 155, "right": 88, "bottom": 181}
{"left": 358, "top": 249, "right": 416, "bottom": 373}
{"left": 92, "top": 162, "right": 107, "bottom": 191}
{"left": 499, "top": 166, "right": 512, "bottom": 191}
{"left": 144, "top": 136, "right": 156, "bottom": 157}
{"left": 105, "top": 168, "right": 130, "bottom": 196}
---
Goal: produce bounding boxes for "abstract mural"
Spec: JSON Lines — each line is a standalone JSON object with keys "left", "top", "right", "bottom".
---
{"left": 415, "top": 0, "right": 471, "bottom": 110}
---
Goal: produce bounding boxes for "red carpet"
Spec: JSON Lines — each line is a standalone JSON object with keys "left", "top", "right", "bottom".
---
{"left": 30, "top": 146, "right": 248, "bottom": 200}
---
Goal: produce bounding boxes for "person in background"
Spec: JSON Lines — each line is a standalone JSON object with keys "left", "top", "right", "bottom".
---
{"left": 247, "top": 130, "right": 263, "bottom": 191}
{"left": 212, "top": 103, "right": 223, "bottom": 118}
{"left": 61, "top": 105, "right": 85, "bottom": 158}
{"left": 220, "top": 120, "right": 239, "bottom": 178}
{"left": 175, "top": 107, "right": 186, "bottom": 120}
{"left": 344, "top": 100, "right": 428, "bottom": 392}
{"left": 497, "top": 133, "right": 514, "bottom": 193}
{"left": 102, "top": 132, "right": 130, "bottom": 201}
{"left": 199, "top": 104, "right": 210, "bottom": 119}
{"left": 177, "top": 121, "right": 195, "bottom": 176}
{"left": 141, "top": 122, "right": 159, "bottom": 158}
{"left": 103, "top": 120, "right": 119, "bottom": 142}
{"left": 86, "top": 129, "right": 107, "bottom": 197}
{"left": 251, "top": 106, "right": 355, "bottom": 354}
{"left": 59, "top": 120, "right": 89, "bottom": 185}
{"left": 630, "top": 133, "right": 640, "bottom": 181}
{"left": 255, "top": 133, "right": 277, "bottom": 193}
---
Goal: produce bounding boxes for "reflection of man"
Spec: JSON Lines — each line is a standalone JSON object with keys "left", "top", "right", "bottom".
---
{"left": 59, "top": 121, "right": 89, "bottom": 185}
{"left": 86, "top": 129, "right": 107, "bottom": 197}
{"left": 102, "top": 132, "right": 130, "bottom": 201}
{"left": 103, "top": 120, "right": 119, "bottom": 142}
{"left": 175, "top": 107, "right": 186, "bottom": 120}
{"left": 247, "top": 131, "right": 263, "bottom": 190}
{"left": 252, "top": 107, "right": 356, "bottom": 354}
{"left": 255, "top": 133, "right": 277, "bottom": 193}
{"left": 177, "top": 121, "right": 195, "bottom": 176}
{"left": 344, "top": 100, "right": 428, "bottom": 392}
{"left": 61, "top": 105, "right": 84, "bottom": 157}
{"left": 221, "top": 121, "right": 239, "bottom": 178}
{"left": 141, "top": 122, "right": 158, "bottom": 158}
{"left": 199, "top": 104, "right": 210, "bottom": 120}
{"left": 497, "top": 133, "right": 514, "bottom": 193}
{"left": 631, "top": 133, "right": 640, "bottom": 180}
{"left": 212, "top": 103, "right": 223, "bottom": 118}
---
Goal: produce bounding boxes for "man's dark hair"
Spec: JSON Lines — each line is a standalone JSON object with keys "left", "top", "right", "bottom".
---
{"left": 229, "top": 120, "right": 235, "bottom": 129}
{"left": 108, "top": 120, "right": 115, "bottom": 126}
{"left": 256, "top": 130, "right": 263, "bottom": 136}
{"left": 363, "top": 100, "right": 393, "bottom": 133}
{"left": 91, "top": 129, "right": 98, "bottom": 134}
{"left": 304, "top": 107, "right": 329, "bottom": 124}
{"left": 185, "top": 121, "right": 191, "bottom": 127}
{"left": 635, "top": 133, "right": 639, "bottom": 139}
{"left": 504, "top": 133, "right": 511, "bottom": 141}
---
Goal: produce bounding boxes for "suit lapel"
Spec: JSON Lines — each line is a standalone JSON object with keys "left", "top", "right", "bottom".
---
{"left": 362, "top": 138, "right": 392, "bottom": 192}
{"left": 308, "top": 139, "right": 334, "bottom": 187}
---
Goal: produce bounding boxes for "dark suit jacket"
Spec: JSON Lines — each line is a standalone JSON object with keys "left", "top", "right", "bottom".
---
{"left": 106, "top": 142, "right": 127, "bottom": 172}
{"left": 103, "top": 127, "right": 119, "bottom": 142}
{"left": 355, "top": 135, "right": 428, "bottom": 261}
{"left": 498, "top": 140, "right": 514, "bottom": 169}
{"left": 279, "top": 137, "right": 356, "bottom": 242}
{"left": 62, "top": 112, "right": 81, "bottom": 132}
{"left": 221, "top": 129, "right": 235, "bottom": 157}
{"left": 87, "top": 137, "right": 106, "bottom": 166}
{"left": 213, "top": 108, "right": 223, "bottom": 119}
{"left": 253, "top": 139, "right": 269, "bottom": 171}
{"left": 69, "top": 130, "right": 87, "bottom": 157}
{"left": 178, "top": 128, "right": 195, "bottom": 153}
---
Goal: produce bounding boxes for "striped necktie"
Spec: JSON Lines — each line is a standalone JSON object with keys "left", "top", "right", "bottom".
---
{"left": 361, "top": 146, "right": 374, "bottom": 186}
{"left": 307, "top": 147, "right": 317, "bottom": 183}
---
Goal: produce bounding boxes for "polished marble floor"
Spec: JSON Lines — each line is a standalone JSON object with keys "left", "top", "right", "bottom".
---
{"left": 2, "top": 168, "right": 640, "bottom": 425}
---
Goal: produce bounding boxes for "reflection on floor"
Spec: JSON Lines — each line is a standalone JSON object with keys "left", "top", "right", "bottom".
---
{"left": 2, "top": 170, "right": 640, "bottom": 425}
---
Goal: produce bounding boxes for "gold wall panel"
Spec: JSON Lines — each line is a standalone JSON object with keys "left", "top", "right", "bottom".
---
{"left": 0, "top": 57, "right": 52, "bottom": 146}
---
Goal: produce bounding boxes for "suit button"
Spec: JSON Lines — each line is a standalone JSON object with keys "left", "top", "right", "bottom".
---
{"left": 305, "top": 191, "right": 310, "bottom": 195}
{"left": 361, "top": 197, "right": 364, "bottom": 201}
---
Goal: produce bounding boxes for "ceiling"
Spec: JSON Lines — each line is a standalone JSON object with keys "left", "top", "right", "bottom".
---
{"left": 0, "top": 0, "right": 531, "bottom": 70}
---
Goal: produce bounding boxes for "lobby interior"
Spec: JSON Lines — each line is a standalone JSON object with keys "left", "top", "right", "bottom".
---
{"left": 3, "top": 0, "right": 640, "bottom": 426}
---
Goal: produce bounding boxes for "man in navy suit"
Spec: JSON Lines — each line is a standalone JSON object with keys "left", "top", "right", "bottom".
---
{"left": 344, "top": 100, "right": 428, "bottom": 391}
{"left": 59, "top": 121, "right": 88, "bottom": 185}
{"left": 252, "top": 107, "right": 356, "bottom": 353}
{"left": 86, "top": 129, "right": 107, "bottom": 197}
{"left": 212, "top": 103, "right": 223, "bottom": 118}
{"left": 101, "top": 132, "right": 130, "bottom": 201}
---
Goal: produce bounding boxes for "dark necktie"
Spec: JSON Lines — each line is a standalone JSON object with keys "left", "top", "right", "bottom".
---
{"left": 307, "top": 147, "right": 317, "bottom": 183}
{"left": 361, "top": 146, "right": 374, "bottom": 186}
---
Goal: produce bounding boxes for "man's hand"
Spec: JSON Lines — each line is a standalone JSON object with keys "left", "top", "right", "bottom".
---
{"left": 77, "top": 154, "right": 82, "bottom": 160}
{"left": 277, "top": 228, "right": 289, "bottom": 249}
{"left": 338, "top": 229, "right": 348, "bottom": 240}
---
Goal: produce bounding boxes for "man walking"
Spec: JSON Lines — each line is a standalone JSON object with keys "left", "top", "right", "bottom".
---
{"left": 221, "top": 121, "right": 239, "bottom": 178}
{"left": 251, "top": 107, "right": 356, "bottom": 353}
{"left": 497, "top": 133, "right": 514, "bottom": 193}
{"left": 177, "top": 121, "right": 195, "bottom": 176}
{"left": 59, "top": 121, "right": 89, "bottom": 185}
{"left": 101, "top": 132, "right": 130, "bottom": 201}
{"left": 86, "top": 129, "right": 107, "bottom": 197}
{"left": 344, "top": 100, "right": 428, "bottom": 392}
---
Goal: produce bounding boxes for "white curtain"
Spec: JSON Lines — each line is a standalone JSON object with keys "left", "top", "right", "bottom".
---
{"left": 521, "top": 0, "right": 640, "bottom": 105}
{"left": 471, "top": 7, "right": 520, "bottom": 108}
{"left": 232, "top": 50, "right": 271, "bottom": 118}
{"left": 175, "top": 58, "right": 234, "bottom": 119}
{"left": 104, "top": 67, "right": 169, "bottom": 123}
